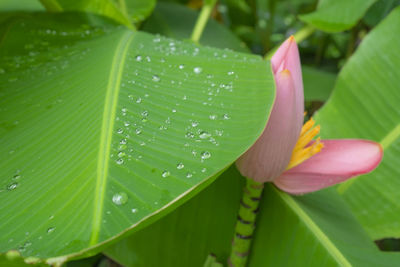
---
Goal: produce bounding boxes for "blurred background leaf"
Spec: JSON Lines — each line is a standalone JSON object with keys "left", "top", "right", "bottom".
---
{"left": 300, "top": 0, "right": 377, "bottom": 32}
{"left": 141, "top": 2, "right": 249, "bottom": 52}
{"left": 0, "top": 0, "right": 44, "bottom": 11}
{"left": 38, "top": 0, "right": 132, "bottom": 26}
{"left": 124, "top": 0, "right": 156, "bottom": 24}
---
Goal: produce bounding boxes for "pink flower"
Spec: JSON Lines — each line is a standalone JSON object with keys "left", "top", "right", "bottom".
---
{"left": 236, "top": 36, "right": 383, "bottom": 195}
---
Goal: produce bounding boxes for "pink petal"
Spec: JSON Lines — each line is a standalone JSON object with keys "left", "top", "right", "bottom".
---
{"left": 271, "top": 36, "right": 304, "bottom": 134}
{"left": 274, "top": 140, "right": 383, "bottom": 194}
{"left": 236, "top": 70, "right": 300, "bottom": 182}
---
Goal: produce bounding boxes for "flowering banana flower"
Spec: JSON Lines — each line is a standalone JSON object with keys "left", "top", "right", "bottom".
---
{"left": 236, "top": 36, "right": 383, "bottom": 194}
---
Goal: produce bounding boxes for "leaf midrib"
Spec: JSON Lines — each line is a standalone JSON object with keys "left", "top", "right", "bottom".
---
{"left": 89, "top": 30, "right": 135, "bottom": 245}
{"left": 276, "top": 188, "right": 352, "bottom": 266}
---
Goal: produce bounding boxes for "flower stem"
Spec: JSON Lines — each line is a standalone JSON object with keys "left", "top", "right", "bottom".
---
{"left": 228, "top": 177, "right": 264, "bottom": 267}
{"left": 190, "top": 0, "right": 217, "bottom": 43}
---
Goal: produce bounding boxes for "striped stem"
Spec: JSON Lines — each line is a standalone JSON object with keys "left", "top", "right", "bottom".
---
{"left": 228, "top": 177, "right": 264, "bottom": 267}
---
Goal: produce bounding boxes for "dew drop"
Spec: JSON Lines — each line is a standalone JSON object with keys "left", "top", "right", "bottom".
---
{"left": 186, "top": 172, "right": 193, "bottom": 178}
{"left": 7, "top": 182, "right": 18, "bottom": 191}
{"left": 136, "top": 97, "right": 142, "bottom": 104}
{"left": 116, "top": 158, "right": 124, "bottom": 165}
{"left": 131, "top": 208, "right": 138, "bottom": 213}
{"left": 135, "top": 55, "right": 142, "bottom": 62}
{"left": 191, "top": 121, "right": 199, "bottom": 127}
{"left": 223, "top": 114, "right": 230, "bottom": 120}
{"left": 228, "top": 71, "right": 234, "bottom": 75}
{"left": 176, "top": 163, "right": 184, "bottom": 169}
{"left": 142, "top": 110, "right": 148, "bottom": 117}
{"left": 118, "top": 151, "right": 126, "bottom": 158}
{"left": 120, "top": 139, "right": 127, "bottom": 145}
{"left": 47, "top": 227, "right": 55, "bottom": 234}
{"left": 12, "top": 174, "right": 21, "bottom": 180}
{"left": 186, "top": 132, "right": 195, "bottom": 138}
{"left": 179, "top": 64, "right": 185, "bottom": 69}
{"left": 193, "top": 67, "right": 202, "bottom": 74}
{"left": 209, "top": 114, "right": 217, "bottom": 120}
{"left": 199, "top": 131, "right": 211, "bottom": 139}
{"left": 135, "top": 128, "right": 142, "bottom": 135}
{"left": 215, "top": 130, "right": 224, "bottom": 136}
{"left": 201, "top": 168, "right": 207, "bottom": 173}
{"left": 117, "top": 128, "right": 123, "bottom": 134}
{"left": 162, "top": 170, "right": 170, "bottom": 178}
{"left": 201, "top": 151, "right": 211, "bottom": 160}
{"left": 112, "top": 192, "right": 128, "bottom": 205}
{"left": 172, "top": 109, "right": 177, "bottom": 113}
{"left": 152, "top": 75, "right": 161, "bottom": 82}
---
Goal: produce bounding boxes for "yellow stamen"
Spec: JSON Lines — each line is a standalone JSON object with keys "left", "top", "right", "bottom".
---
{"left": 286, "top": 117, "right": 324, "bottom": 170}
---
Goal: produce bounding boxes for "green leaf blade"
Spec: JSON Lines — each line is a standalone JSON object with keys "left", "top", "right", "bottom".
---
{"left": 315, "top": 6, "right": 400, "bottom": 239}
{"left": 0, "top": 12, "right": 275, "bottom": 264}
{"left": 300, "top": 0, "right": 378, "bottom": 32}
{"left": 105, "top": 167, "right": 400, "bottom": 266}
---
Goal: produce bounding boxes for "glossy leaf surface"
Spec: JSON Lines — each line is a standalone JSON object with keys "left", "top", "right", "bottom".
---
{"left": 315, "top": 7, "right": 400, "bottom": 239}
{"left": 0, "top": 12, "right": 274, "bottom": 265}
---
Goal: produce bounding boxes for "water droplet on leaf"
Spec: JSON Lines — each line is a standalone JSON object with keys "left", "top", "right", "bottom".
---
{"left": 199, "top": 131, "right": 211, "bottom": 139}
{"left": 152, "top": 75, "right": 160, "bottom": 82}
{"left": 162, "top": 170, "right": 170, "bottom": 178}
{"left": 193, "top": 67, "right": 202, "bottom": 74}
{"left": 112, "top": 192, "right": 128, "bottom": 205}
{"left": 177, "top": 163, "right": 184, "bottom": 169}
{"left": 7, "top": 182, "right": 18, "bottom": 191}
{"left": 201, "top": 151, "right": 211, "bottom": 160}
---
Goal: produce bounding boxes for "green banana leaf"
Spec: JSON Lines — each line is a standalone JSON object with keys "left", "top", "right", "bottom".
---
{"left": 300, "top": 0, "right": 378, "bottom": 32}
{"left": 0, "top": 0, "right": 44, "bottom": 11}
{"left": 105, "top": 167, "right": 400, "bottom": 267}
{"left": 0, "top": 12, "right": 274, "bottom": 265}
{"left": 315, "top": 6, "right": 400, "bottom": 239}
{"left": 38, "top": 0, "right": 132, "bottom": 26}
{"left": 125, "top": 0, "right": 156, "bottom": 24}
